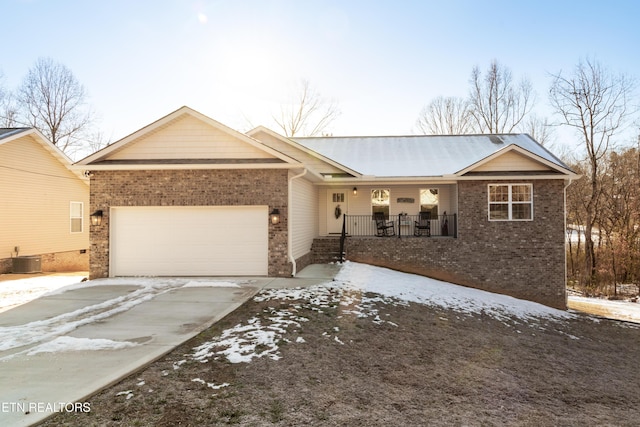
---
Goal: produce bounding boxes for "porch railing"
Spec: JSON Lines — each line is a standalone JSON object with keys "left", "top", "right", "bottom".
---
{"left": 342, "top": 214, "right": 457, "bottom": 238}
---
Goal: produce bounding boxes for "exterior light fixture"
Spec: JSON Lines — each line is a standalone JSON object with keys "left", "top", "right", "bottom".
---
{"left": 269, "top": 208, "right": 280, "bottom": 225}
{"left": 90, "top": 210, "right": 103, "bottom": 226}
{"left": 353, "top": 187, "right": 358, "bottom": 195}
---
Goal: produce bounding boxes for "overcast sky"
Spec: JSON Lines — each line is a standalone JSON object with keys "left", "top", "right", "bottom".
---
{"left": 2, "top": 0, "right": 639, "bottom": 149}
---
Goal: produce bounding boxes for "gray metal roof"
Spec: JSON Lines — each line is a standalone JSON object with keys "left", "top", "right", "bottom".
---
{"left": 292, "top": 134, "right": 571, "bottom": 177}
{"left": 0, "top": 128, "right": 30, "bottom": 140}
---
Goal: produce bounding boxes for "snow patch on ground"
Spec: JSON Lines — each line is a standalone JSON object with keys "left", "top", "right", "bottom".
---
{"left": 26, "top": 336, "right": 138, "bottom": 356}
{"left": 335, "top": 262, "right": 574, "bottom": 323}
{"left": 1, "top": 262, "right": 638, "bottom": 364}
{"left": 0, "top": 275, "right": 86, "bottom": 312}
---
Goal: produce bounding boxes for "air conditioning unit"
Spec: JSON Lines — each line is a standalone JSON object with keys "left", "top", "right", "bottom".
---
{"left": 12, "top": 256, "right": 42, "bottom": 273}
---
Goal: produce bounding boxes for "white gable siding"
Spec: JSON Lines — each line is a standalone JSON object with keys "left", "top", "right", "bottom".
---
{"left": 108, "top": 115, "right": 274, "bottom": 160}
{"left": 291, "top": 175, "right": 318, "bottom": 260}
{"left": 472, "top": 151, "right": 551, "bottom": 172}
{"left": 0, "top": 136, "right": 89, "bottom": 257}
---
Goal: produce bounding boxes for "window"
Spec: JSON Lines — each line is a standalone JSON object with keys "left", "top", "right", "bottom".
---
{"left": 70, "top": 202, "right": 83, "bottom": 233}
{"left": 488, "top": 184, "right": 532, "bottom": 221}
{"left": 420, "top": 188, "right": 439, "bottom": 217}
{"left": 371, "top": 189, "right": 390, "bottom": 217}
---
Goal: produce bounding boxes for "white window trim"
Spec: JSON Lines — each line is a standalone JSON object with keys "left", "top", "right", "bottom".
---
{"left": 70, "top": 201, "right": 84, "bottom": 233}
{"left": 487, "top": 183, "right": 533, "bottom": 221}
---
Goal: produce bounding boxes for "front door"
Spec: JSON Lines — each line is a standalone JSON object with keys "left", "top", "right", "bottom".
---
{"left": 327, "top": 190, "right": 347, "bottom": 234}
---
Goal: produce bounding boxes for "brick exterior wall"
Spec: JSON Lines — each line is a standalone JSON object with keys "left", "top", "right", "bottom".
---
{"left": 340, "top": 180, "right": 567, "bottom": 309}
{"left": 0, "top": 250, "right": 89, "bottom": 274}
{"left": 89, "top": 169, "right": 290, "bottom": 279}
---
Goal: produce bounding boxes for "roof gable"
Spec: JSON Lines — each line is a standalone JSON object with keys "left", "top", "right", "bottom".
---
{"left": 78, "top": 107, "right": 300, "bottom": 167}
{"left": 0, "top": 128, "right": 87, "bottom": 182}
{"left": 247, "top": 126, "right": 360, "bottom": 180}
{"left": 457, "top": 144, "right": 570, "bottom": 176}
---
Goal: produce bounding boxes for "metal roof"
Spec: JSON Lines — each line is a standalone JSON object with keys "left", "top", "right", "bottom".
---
{"left": 292, "top": 134, "right": 571, "bottom": 177}
{"left": 0, "top": 128, "right": 31, "bottom": 140}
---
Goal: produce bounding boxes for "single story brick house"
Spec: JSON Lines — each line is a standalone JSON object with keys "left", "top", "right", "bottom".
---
{"left": 77, "top": 106, "right": 578, "bottom": 309}
{"left": 0, "top": 128, "right": 89, "bottom": 273}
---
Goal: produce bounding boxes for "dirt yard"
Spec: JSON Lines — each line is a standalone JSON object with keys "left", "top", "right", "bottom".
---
{"left": 40, "top": 284, "right": 640, "bottom": 427}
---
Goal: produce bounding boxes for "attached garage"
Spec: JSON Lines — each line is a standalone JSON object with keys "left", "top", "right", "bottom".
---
{"left": 110, "top": 206, "right": 268, "bottom": 276}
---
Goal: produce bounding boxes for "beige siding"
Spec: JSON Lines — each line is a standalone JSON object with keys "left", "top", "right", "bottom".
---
{"left": 109, "top": 115, "right": 274, "bottom": 160}
{"left": 474, "top": 151, "right": 551, "bottom": 172}
{"left": 0, "top": 135, "right": 89, "bottom": 258}
{"left": 291, "top": 175, "right": 318, "bottom": 259}
{"left": 252, "top": 130, "right": 346, "bottom": 175}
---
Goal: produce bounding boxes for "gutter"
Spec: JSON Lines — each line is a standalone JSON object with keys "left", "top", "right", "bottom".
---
{"left": 288, "top": 168, "right": 308, "bottom": 276}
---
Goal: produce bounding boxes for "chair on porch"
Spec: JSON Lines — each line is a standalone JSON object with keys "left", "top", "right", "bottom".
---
{"left": 374, "top": 212, "right": 395, "bottom": 237}
{"left": 414, "top": 211, "right": 431, "bottom": 236}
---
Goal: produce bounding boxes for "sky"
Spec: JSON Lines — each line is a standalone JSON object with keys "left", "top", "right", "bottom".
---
{"left": 1, "top": 0, "right": 639, "bottom": 151}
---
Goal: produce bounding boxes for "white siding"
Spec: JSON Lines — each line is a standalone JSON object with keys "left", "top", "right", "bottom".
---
{"left": 110, "top": 206, "right": 268, "bottom": 276}
{"left": 109, "top": 115, "right": 274, "bottom": 160}
{"left": 291, "top": 175, "right": 318, "bottom": 260}
{"left": 0, "top": 135, "right": 89, "bottom": 257}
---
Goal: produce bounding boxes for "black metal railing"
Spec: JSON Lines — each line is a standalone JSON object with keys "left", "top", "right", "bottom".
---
{"left": 342, "top": 214, "right": 457, "bottom": 238}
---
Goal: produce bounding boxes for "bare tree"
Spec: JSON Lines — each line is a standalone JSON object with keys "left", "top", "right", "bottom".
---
{"left": 0, "top": 71, "right": 18, "bottom": 127}
{"left": 523, "top": 114, "right": 554, "bottom": 145}
{"left": 274, "top": 79, "right": 340, "bottom": 137}
{"left": 18, "top": 57, "right": 94, "bottom": 154}
{"left": 468, "top": 60, "right": 535, "bottom": 133}
{"left": 549, "top": 58, "right": 635, "bottom": 286}
{"left": 415, "top": 96, "right": 476, "bottom": 135}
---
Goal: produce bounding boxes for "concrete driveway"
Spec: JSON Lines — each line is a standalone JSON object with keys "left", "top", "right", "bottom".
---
{"left": 0, "top": 264, "right": 340, "bottom": 427}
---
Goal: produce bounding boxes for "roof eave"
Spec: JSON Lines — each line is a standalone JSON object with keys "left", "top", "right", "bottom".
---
{"left": 72, "top": 162, "right": 304, "bottom": 171}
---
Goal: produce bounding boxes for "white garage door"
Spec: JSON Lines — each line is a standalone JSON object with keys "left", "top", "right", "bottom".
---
{"left": 110, "top": 206, "right": 268, "bottom": 276}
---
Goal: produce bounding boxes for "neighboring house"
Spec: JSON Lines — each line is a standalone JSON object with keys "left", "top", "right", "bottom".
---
{"left": 77, "top": 106, "right": 578, "bottom": 309}
{"left": 0, "top": 128, "right": 90, "bottom": 273}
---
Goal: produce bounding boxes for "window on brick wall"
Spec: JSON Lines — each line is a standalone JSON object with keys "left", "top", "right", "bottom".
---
{"left": 488, "top": 184, "right": 533, "bottom": 221}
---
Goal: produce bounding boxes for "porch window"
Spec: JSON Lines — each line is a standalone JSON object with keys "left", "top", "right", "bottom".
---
{"left": 488, "top": 184, "right": 533, "bottom": 221}
{"left": 70, "top": 202, "right": 83, "bottom": 233}
{"left": 420, "top": 189, "right": 439, "bottom": 217}
{"left": 371, "top": 189, "right": 390, "bottom": 218}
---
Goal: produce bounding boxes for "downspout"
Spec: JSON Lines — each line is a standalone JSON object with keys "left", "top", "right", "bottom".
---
{"left": 288, "top": 168, "right": 308, "bottom": 277}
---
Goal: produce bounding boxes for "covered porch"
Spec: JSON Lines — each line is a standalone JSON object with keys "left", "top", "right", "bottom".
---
{"left": 320, "top": 183, "right": 458, "bottom": 238}
{"left": 342, "top": 213, "right": 457, "bottom": 238}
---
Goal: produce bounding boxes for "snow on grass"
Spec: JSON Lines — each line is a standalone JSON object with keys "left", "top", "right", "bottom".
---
{"left": 0, "top": 275, "right": 86, "bottom": 311}
{"left": 187, "top": 262, "right": 590, "bottom": 367}
{"left": 569, "top": 296, "right": 640, "bottom": 325}
{"left": 115, "top": 390, "right": 134, "bottom": 400}
{"left": 191, "top": 378, "right": 230, "bottom": 390}
{"left": 335, "top": 262, "right": 575, "bottom": 323}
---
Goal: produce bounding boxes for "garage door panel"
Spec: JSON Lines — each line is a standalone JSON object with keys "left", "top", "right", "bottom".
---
{"left": 110, "top": 206, "right": 268, "bottom": 276}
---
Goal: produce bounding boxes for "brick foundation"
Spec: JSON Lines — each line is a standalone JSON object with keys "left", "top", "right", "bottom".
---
{"left": 0, "top": 250, "right": 89, "bottom": 274}
{"left": 315, "top": 180, "right": 567, "bottom": 309}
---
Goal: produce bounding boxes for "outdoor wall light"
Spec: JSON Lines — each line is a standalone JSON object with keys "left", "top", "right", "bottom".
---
{"left": 353, "top": 187, "right": 358, "bottom": 195}
{"left": 269, "top": 208, "right": 280, "bottom": 225}
{"left": 90, "top": 210, "right": 103, "bottom": 226}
